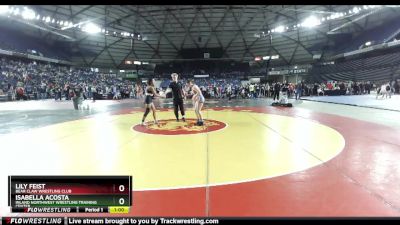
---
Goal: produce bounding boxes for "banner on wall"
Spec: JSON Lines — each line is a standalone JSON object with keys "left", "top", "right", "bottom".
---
{"left": 249, "top": 78, "right": 261, "bottom": 83}
{"left": 269, "top": 69, "right": 307, "bottom": 75}
{"left": 194, "top": 74, "right": 209, "bottom": 78}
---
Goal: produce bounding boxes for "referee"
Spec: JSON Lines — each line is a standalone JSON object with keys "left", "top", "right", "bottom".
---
{"left": 165, "top": 73, "right": 186, "bottom": 122}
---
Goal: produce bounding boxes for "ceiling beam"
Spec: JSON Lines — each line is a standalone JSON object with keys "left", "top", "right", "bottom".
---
{"left": 70, "top": 5, "right": 95, "bottom": 20}
{"left": 124, "top": 6, "right": 180, "bottom": 52}
{"left": 263, "top": 5, "right": 329, "bottom": 39}
{"left": 288, "top": 44, "right": 299, "bottom": 64}
{"left": 221, "top": 6, "right": 262, "bottom": 59}
{"left": 168, "top": 7, "right": 200, "bottom": 50}
{"left": 118, "top": 39, "right": 141, "bottom": 67}
{"left": 323, "top": 5, "right": 365, "bottom": 32}
{"left": 151, "top": 10, "right": 168, "bottom": 59}
{"left": 88, "top": 8, "right": 127, "bottom": 66}
{"left": 202, "top": 6, "right": 230, "bottom": 48}
{"left": 106, "top": 49, "right": 118, "bottom": 68}
{"left": 42, "top": 7, "right": 60, "bottom": 41}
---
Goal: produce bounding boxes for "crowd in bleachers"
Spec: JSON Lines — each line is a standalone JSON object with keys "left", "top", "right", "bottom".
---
{"left": 0, "top": 55, "right": 398, "bottom": 103}
{"left": 153, "top": 60, "right": 256, "bottom": 79}
{"left": 0, "top": 57, "right": 139, "bottom": 101}
{"left": 311, "top": 50, "right": 400, "bottom": 82}
{"left": 161, "top": 79, "right": 398, "bottom": 101}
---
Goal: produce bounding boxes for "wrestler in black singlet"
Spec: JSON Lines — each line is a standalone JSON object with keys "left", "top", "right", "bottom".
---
{"left": 144, "top": 87, "right": 153, "bottom": 104}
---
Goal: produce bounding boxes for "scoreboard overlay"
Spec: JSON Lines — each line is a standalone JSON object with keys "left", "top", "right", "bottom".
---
{"left": 8, "top": 176, "right": 132, "bottom": 213}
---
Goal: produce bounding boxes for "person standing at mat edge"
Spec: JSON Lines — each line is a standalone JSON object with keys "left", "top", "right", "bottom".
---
{"left": 295, "top": 81, "right": 302, "bottom": 100}
{"left": 273, "top": 82, "right": 281, "bottom": 102}
{"left": 165, "top": 73, "right": 186, "bottom": 122}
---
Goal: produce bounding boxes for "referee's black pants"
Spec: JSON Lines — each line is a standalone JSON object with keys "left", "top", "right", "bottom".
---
{"left": 173, "top": 98, "right": 185, "bottom": 120}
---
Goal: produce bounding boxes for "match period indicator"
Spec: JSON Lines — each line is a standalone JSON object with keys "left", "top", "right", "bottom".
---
{"left": 8, "top": 176, "right": 132, "bottom": 213}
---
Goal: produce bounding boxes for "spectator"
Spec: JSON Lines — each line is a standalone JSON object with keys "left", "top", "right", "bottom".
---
{"left": 295, "top": 82, "right": 302, "bottom": 100}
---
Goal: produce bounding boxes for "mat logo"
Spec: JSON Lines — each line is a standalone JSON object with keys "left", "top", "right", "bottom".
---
{"left": 133, "top": 119, "right": 226, "bottom": 135}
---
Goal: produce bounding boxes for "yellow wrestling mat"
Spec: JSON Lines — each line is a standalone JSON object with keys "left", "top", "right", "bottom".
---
{"left": 0, "top": 108, "right": 345, "bottom": 190}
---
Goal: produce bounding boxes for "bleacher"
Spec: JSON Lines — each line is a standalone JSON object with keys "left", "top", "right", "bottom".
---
{"left": 333, "top": 17, "right": 400, "bottom": 54}
{"left": 159, "top": 78, "right": 241, "bottom": 89}
{"left": 0, "top": 95, "right": 7, "bottom": 101}
{"left": 311, "top": 50, "right": 400, "bottom": 82}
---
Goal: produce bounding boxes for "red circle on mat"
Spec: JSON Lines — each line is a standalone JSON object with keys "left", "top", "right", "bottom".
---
{"left": 132, "top": 119, "right": 227, "bottom": 135}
